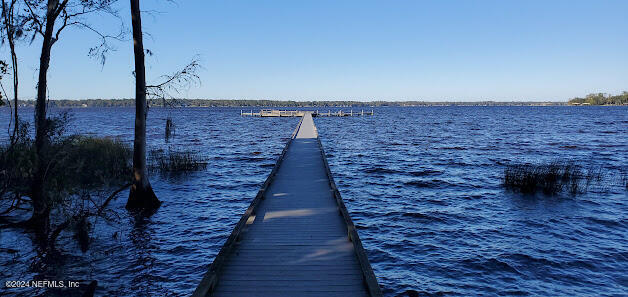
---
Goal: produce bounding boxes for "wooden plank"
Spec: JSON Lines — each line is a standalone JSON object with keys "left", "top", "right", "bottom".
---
{"left": 216, "top": 284, "right": 364, "bottom": 290}
{"left": 220, "top": 266, "right": 361, "bottom": 272}
{"left": 224, "top": 258, "right": 360, "bottom": 264}
{"left": 218, "top": 277, "right": 363, "bottom": 283}
{"left": 214, "top": 291, "right": 369, "bottom": 297}
{"left": 219, "top": 273, "right": 364, "bottom": 279}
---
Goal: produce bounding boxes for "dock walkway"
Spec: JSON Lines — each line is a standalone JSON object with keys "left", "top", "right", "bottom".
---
{"left": 193, "top": 112, "right": 381, "bottom": 297}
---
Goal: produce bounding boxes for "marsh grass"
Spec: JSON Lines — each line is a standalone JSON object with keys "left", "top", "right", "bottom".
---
{"left": 504, "top": 162, "right": 603, "bottom": 195}
{"left": 0, "top": 112, "right": 142, "bottom": 253}
{"left": 0, "top": 112, "right": 131, "bottom": 234}
{"left": 621, "top": 169, "right": 628, "bottom": 190}
{"left": 149, "top": 148, "right": 207, "bottom": 173}
{"left": 0, "top": 126, "right": 132, "bottom": 203}
{"left": 58, "top": 136, "right": 132, "bottom": 187}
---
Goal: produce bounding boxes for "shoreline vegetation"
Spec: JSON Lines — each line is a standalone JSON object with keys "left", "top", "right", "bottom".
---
{"left": 567, "top": 92, "right": 628, "bottom": 106}
{"left": 0, "top": 99, "right": 571, "bottom": 107}
{"left": 4, "top": 99, "right": 568, "bottom": 107}
{"left": 0, "top": 111, "right": 207, "bottom": 250}
{"left": 3, "top": 93, "right": 627, "bottom": 108}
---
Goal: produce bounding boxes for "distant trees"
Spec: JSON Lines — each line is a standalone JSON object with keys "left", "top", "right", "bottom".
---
{"left": 6, "top": 98, "right": 577, "bottom": 107}
{"left": 569, "top": 92, "right": 628, "bottom": 105}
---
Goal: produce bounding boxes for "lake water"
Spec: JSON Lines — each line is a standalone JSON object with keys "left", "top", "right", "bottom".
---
{"left": 0, "top": 106, "right": 626, "bottom": 296}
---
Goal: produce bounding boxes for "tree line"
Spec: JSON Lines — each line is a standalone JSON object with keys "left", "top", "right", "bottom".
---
{"left": 568, "top": 92, "right": 628, "bottom": 105}
{"left": 7, "top": 98, "right": 569, "bottom": 107}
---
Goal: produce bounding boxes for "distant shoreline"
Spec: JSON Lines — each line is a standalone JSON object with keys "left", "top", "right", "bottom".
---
{"left": 4, "top": 92, "right": 627, "bottom": 107}
{"left": 1, "top": 99, "right": 626, "bottom": 108}
{"left": 1, "top": 99, "right": 580, "bottom": 108}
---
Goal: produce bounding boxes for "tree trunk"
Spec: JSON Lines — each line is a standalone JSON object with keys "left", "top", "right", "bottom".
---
{"left": 10, "top": 40, "right": 18, "bottom": 141}
{"left": 29, "top": 0, "right": 59, "bottom": 234}
{"left": 126, "top": 0, "right": 161, "bottom": 210}
{"left": 10, "top": 37, "right": 18, "bottom": 141}
{"left": 1, "top": 0, "right": 19, "bottom": 142}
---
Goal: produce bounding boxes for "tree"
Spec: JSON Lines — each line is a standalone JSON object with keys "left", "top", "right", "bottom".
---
{"left": 22, "top": 0, "right": 122, "bottom": 234}
{"left": 126, "top": 0, "right": 160, "bottom": 210}
{"left": 125, "top": 0, "right": 200, "bottom": 210}
{"left": 0, "top": 0, "right": 22, "bottom": 142}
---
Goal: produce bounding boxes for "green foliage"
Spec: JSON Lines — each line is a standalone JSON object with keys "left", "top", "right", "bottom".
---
{"left": 568, "top": 91, "right": 628, "bottom": 105}
{"left": 0, "top": 122, "right": 36, "bottom": 198}
{"left": 54, "top": 136, "right": 132, "bottom": 188}
{"left": 40, "top": 136, "right": 131, "bottom": 207}
{"left": 0, "top": 112, "right": 132, "bottom": 207}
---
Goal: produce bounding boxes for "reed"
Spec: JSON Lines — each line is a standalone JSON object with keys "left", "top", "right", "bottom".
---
{"left": 621, "top": 169, "right": 628, "bottom": 190}
{"left": 149, "top": 148, "right": 207, "bottom": 173}
{"left": 503, "top": 162, "right": 602, "bottom": 195}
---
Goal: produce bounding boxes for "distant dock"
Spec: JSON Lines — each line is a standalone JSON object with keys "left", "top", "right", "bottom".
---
{"left": 194, "top": 112, "right": 381, "bottom": 297}
{"left": 241, "top": 109, "right": 374, "bottom": 117}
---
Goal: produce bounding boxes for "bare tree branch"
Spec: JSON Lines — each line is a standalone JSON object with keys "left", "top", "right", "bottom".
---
{"left": 23, "top": 0, "right": 44, "bottom": 37}
{"left": 146, "top": 58, "right": 202, "bottom": 107}
{"left": 22, "top": 0, "right": 125, "bottom": 65}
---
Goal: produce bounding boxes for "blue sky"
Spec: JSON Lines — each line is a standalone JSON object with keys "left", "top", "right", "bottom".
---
{"left": 3, "top": 0, "right": 628, "bottom": 101}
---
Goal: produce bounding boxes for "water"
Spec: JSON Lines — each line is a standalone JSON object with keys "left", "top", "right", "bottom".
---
{"left": 0, "top": 106, "right": 626, "bottom": 296}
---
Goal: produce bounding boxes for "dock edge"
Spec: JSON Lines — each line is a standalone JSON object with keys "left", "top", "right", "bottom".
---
{"left": 192, "top": 116, "right": 305, "bottom": 297}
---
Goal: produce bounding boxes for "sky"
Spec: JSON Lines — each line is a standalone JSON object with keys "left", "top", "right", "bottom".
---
{"left": 3, "top": 0, "right": 628, "bottom": 101}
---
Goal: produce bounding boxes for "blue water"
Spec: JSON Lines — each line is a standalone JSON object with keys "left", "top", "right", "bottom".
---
{"left": 0, "top": 106, "right": 626, "bottom": 296}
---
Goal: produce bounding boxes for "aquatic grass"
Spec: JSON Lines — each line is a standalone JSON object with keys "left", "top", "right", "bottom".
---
{"left": 503, "top": 162, "right": 603, "bottom": 195}
{"left": 0, "top": 136, "right": 131, "bottom": 200}
{"left": 0, "top": 112, "right": 132, "bottom": 213}
{"left": 149, "top": 148, "right": 207, "bottom": 173}
{"left": 61, "top": 136, "right": 132, "bottom": 187}
{"left": 621, "top": 169, "right": 628, "bottom": 190}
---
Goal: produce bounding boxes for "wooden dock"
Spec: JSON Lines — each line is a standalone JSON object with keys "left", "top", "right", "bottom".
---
{"left": 241, "top": 109, "right": 374, "bottom": 117}
{"left": 193, "top": 112, "right": 381, "bottom": 297}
